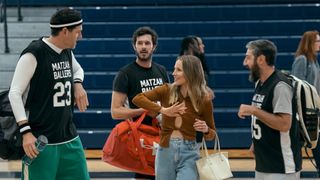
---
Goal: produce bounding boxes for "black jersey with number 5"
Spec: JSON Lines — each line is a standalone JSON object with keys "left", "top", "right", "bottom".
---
{"left": 252, "top": 70, "right": 302, "bottom": 173}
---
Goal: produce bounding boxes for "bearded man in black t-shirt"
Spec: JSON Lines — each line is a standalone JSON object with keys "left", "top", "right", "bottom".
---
{"left": 238, "top": 39, "right": 302, "bottom": 180}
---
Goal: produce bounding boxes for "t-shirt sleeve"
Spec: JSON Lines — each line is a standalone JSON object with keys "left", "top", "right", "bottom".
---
{"left": 155, "top": 63, "right": 170, "bottom": 83}
{"left": 162, "top": 68, "right": 170, "bottom": 83}
{"left": 273, "top": 81, "right": 293, "bottom": 115}
{"left": 112, "top": 70, "right": 129, "bottom": 93}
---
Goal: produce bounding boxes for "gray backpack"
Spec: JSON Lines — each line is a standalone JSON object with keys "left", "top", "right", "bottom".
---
{"left": 290, "top": 75, "right": 320, "bottom": 149}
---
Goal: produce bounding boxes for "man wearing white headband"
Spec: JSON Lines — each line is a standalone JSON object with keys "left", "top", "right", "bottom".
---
{"left": 9, "top": 8, "right": 90, "bottom": 180}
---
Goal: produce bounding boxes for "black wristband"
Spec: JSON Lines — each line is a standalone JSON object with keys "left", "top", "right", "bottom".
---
{"left": 19, "top": 123, "right": 32, "bottom": 135}
{"left": 74, "top": 78, "right": 83, "bottom": 84}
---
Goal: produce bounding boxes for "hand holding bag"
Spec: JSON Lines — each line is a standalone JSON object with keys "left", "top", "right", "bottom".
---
{"left": 102, "top": 112, "right": 160, "bottom": 175}
{"left": 196, "top": 132, "right": 233, "bottom": 180}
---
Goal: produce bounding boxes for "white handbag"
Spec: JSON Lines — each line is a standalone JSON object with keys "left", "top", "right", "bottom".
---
{"left": 196, "top": 132, "right": 233, "bottom": 180}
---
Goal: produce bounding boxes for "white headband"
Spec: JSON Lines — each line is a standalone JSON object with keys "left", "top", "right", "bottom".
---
{"left": 50, "top": 19, "right": 83, "bottom": 28}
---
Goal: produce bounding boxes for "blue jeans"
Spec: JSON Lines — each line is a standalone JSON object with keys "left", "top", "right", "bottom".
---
{"left": 155, "top": 138, "right": 200, "bottom": 180}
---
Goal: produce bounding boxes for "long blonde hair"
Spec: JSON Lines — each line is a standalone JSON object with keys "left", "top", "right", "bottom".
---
{"left": 169, "top": 55, "right": 213, "bottom": 112}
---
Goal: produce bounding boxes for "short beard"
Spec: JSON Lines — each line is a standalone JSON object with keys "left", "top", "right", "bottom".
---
{"left": 249, "top": 60, "right": 260, "bottom": 82}
{"left": 136, "top": 51, "right": 153, "bottom": 62}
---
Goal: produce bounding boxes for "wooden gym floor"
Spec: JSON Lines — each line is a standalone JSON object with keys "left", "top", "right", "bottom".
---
{"left": 0, "top": 149, "right": 319, "bottom": 179}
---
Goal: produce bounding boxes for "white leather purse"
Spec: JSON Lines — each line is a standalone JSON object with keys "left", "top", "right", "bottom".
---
{"left": 196, "top": 132, "right": 233, "bottom": 180}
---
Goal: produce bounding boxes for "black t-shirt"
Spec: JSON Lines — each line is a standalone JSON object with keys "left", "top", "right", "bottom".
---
{"left": 113, "top": 61, "right": 169, "bottom": 123}
{"left": 21, "top": 39, "right": 77, "bottom": 143}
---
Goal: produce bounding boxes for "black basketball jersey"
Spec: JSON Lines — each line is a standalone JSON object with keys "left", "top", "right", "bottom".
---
{"left": 252, "top": 70, "right": 302, "bottom": 173}
{"left": 21, "top": 39, "right": 77, "bottom": 143}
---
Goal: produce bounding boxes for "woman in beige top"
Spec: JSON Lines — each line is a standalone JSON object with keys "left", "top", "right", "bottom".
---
{"left": 133, "top": 55, "right": 216, "bottom": 180}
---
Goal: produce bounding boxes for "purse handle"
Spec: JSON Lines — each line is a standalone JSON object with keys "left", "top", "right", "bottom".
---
{"left": 200, "top": 131, "right": 220, "bottom": 158}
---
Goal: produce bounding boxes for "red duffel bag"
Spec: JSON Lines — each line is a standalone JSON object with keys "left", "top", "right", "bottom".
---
{"left": 102, "top": 112, "right": 160, "bottom": 175}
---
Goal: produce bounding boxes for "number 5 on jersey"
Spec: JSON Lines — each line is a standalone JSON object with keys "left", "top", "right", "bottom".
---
{"left": 252, "top": 115, "right": 262, "bottom": 140}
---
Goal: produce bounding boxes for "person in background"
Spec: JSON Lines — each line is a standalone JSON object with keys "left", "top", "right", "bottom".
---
{"left": 291, "top": 30, "right": 320, "bottom": 177}
{"left": 195, "top": 36, "right": 205, "bottom": 54}
{"left": 238, "top": 39, "right": 302, "bottom": 180}
{"left": 179, "top": 36, "right": 210, "bottom": 81}
{"left": 111, "top": 26, "right": 169, "bottom": 180}
{"left": 9, "top": 8, "right": 90, "bottom": 180}
{"left": 133, "top": 55, "right": 216, "bottom": 180}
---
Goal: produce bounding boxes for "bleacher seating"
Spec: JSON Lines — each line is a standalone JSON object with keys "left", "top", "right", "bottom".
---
{"left": 82, "top": 73, "right": 254, "bottom": 89}
{"left": 74, "top": 37, "right": 301, "bottom": 54}
{"left": 82, "top": 21, "right": 320, "bottom": 38}
{"left": 3, "top": 2, "right": 318, "bottom": 149}
{"left": 7, "top": 0, "right": 320, "bottom": 6}
{"left": 67, "top": 3, "right": 320, "bottom": 149}
{"left": 76, "top": 53, "right": 294, "bottom": 71}
{"left": 79, "top": 5, "right": 320, "bottom": 22}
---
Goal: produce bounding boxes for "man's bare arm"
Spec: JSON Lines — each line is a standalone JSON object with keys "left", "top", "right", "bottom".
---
{"left": 111, "top": 91, "right": 144, "bottom": 120}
